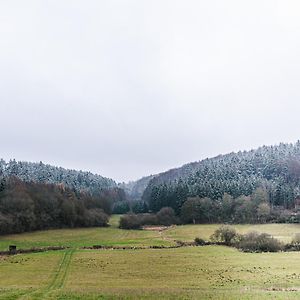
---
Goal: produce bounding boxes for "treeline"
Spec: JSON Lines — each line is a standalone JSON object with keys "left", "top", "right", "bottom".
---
{"left": 119, "top": 207, "right": 179, "bottom": 229}
{"left": 181, "top": 188, "right": 272, "bottom": 224}
{"left": 112, "top": 199, "right": 148, "bottom": 214}
{"left": 143, "top": 142, "right": 300, "bottom": 212}
{"left": 0, "top": 177, "right": 112, "bottom": 235}
{"left": 120, "top": 187, "right": 300, "bottom": 228}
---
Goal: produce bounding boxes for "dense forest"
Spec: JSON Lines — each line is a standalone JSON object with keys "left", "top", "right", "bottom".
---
{"left": 0, "top": 160, "right": 127, "bottom": 234}
{"left": 142, "top": 142, "right": 300, "bottom": 214}
{"left": 0, "top": 177, "right": 113, "bottom": 234}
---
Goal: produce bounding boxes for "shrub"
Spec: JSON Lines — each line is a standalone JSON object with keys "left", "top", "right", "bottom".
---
{"left": 237, "top": 231, "right": 283, "bottom": 252}
{"left": 119, "top": 207, "right": 180, "bottom": 230}
{"left": 119, "top": 214, "right": 141, "bottom": 229}
{"left": 156, "top": 207, "right": 179, "bottom": 226}
{"left": 140, "top": 214, "right": 158, "bottom": 225}
{"left": 210, "top": 226, "right": 237, "bottom": 245}
{"left": 194, "top": 237, "right": 206, "bottom": 246}
{"left": 292, "top": 233, "right": 300, "bottom": 244}
{"left": 285, "top": 233, "right": 300, "bottom": 251}
{"left": 84, "top": 209, "right": 109, "bottom": 227}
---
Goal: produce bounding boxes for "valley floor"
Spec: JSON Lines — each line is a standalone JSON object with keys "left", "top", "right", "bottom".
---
{"left": 1, "top": 216, "right": 300, "bottom": 299}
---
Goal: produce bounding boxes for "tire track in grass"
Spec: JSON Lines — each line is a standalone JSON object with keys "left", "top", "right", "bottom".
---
{"left": 55, "top": 249, "right": 74, "bottom": 289}
{"left": 19, "top": 249, "right": 75, "bottom": 300}
{"left": 46, "top": 249, "right": 74, "bottom": 292}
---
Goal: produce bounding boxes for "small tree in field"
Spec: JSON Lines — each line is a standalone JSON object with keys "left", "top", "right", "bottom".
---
{"left": 210, "top": 226, "right": 237, "bottom": 245}
{"left": 119, "top": 214, "right": 141, "bottom": 229}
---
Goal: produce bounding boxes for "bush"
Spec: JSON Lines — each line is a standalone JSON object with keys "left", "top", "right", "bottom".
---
{"left": 156, "top": 207, "right": 179, "bottom": 226}
{"left": 140, "top": 214, "right": 158, "bottom": 225}
{"left": 292, "top": 233, "right": 300, "bottom": 244}
{"left": 194, "top": 237, "right": 206, "bottom": 246}
{"left": 237, "top": 231, "right": 283, "bottom": 252}
{"left": 84, "top": 209, "right": 109, "bottom": 227}
{"left": 119, "top": 214, "right": 141, "bottom": 229}
{"left": 284, "top": 233, "right": 300, "bottom": 251}
{"left": 119, "top": 207, "right": 180, "bottom": 230}
{"left": 210, "top": 226, "right": 237, "bottom": 245}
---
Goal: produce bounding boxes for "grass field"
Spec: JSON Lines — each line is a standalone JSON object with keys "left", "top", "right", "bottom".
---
{"left": 0, "top": 216, "right": 173, "bottom": 252}
{"left": 2, "top": 216, "right": 300, "bottom": 299}
{"left": 166, "top": 223, "right": 300, "bottom": 243}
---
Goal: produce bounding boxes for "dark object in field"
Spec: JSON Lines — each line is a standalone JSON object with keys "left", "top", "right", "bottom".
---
{"left": 194, "top": 238, "right": 206, "bottom": 246}
{"left": 9, "top": 245, "right": 17, "bottom": 254}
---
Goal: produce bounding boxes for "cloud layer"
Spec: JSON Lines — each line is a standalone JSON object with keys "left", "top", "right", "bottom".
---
{"left": 1, "top": 0, "right": 300, "bottom": 182}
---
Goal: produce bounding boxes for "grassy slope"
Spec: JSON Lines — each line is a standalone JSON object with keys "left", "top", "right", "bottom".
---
{"left": 2, "top": 217, "right": 300, "bottom": 299}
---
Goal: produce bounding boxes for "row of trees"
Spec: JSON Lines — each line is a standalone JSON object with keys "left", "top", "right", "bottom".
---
{"left": 181, "top": 188, "right": 271, "bottom": 224}
{"left": 112, "top": 200, "right": 148, "bottom": 214}
{"left": 119, "top": 207, "right": 179, "bottom": 229}
{"left": 0, "top": 177, "right": 111, "bottom": 235}
{"left": 120, "top": 188, "right": 298, "bottom": 227}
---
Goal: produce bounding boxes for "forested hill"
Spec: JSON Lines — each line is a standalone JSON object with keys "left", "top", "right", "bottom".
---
{"left": 142, "top": 142, "right": 300, "bottom": 212}
{"left": 0, "top": 159, "right": 116, "bottom": 194}
{"left": 0, "top": 160, "right": 125, "bottom": 235}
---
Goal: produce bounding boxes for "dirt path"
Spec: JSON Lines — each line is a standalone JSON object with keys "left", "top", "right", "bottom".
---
{"left": 142, "top": 225, "right": 177, "bottom": 244}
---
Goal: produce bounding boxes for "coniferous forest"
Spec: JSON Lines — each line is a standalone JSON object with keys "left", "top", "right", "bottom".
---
{"left": 142, "top": 142, "right": 300, "bottom": 214}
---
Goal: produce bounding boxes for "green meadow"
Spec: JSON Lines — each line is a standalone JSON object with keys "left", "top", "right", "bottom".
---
{"left": 1, "top": 216, "right": 300, "bottom": 299}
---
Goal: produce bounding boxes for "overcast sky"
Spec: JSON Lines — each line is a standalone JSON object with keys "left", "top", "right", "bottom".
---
{"left": 1, "top": 1, "right": 300, "bottom": 182}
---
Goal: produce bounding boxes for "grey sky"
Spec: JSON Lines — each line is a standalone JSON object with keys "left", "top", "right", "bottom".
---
{"left": 1, "top": 0, "right": 300, "bottom": 182}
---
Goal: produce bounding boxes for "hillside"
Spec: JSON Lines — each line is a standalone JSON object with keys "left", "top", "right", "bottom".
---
{"left": 142, "top": 142, "right": 300, "bottom": 212}
{"left": 0, "top": 159, "right": 116, "bottom": 194}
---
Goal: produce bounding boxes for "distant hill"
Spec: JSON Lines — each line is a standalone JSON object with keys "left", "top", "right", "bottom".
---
{"left": 142, "top": 142, "right": 300, "bottom": 212}
{"left": 0, "top": 159, "right": 116, "bottom": 194}
{"left": 120, "top": 175, "right": 155, "bottom": 201}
